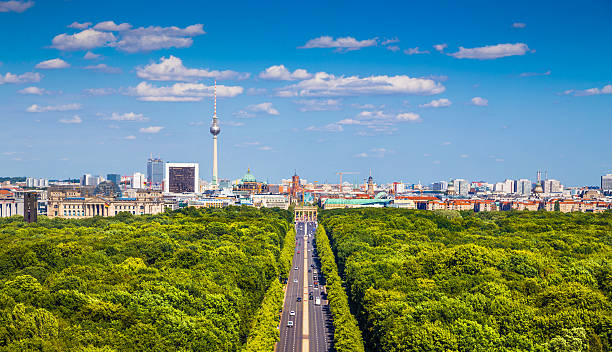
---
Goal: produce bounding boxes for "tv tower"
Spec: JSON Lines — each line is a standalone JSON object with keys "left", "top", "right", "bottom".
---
{"left": 209, "top": 81, "right": 220, "bottom": 189}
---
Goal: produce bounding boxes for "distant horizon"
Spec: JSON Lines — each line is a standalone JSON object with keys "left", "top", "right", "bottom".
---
{"left": 1, "top": 0, "right": 610, "bottom": 186}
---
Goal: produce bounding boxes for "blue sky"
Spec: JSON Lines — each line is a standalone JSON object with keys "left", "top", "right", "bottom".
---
{"left": 0, "top": 0, "right": 610, "bottom": 186}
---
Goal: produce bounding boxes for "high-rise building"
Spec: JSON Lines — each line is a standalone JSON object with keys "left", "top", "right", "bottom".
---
{"left": 291, "top": 172, "right": 300, "bottom": 197}
{"left": 132, "top": 172, "right": 146, "bottom": 189}
{"left": 107, "top": 174, "right": 121, "bottom": 187}
{"left": 80, "top": 174, "right": 102, "bottom": 187}
{"left": 164, "top": 163, "right": 199, "bottom": 193}
{"left": 367, "top": 170, "right": 375, "bottom": 196}
{"left": 23, "top": 192, "right": 37, "bottom": 223}
{"left": 454, "top": 179, "right": 470, "bottom": 195}
{"left": 147, "top": 158, "right": 165, "bottom": 187}
{"left": 515, "top": 179, "right": 532, "bottom": 195}
{"left": 433, "top": 181, "right": 448, "bottom": 191}
{"left": 543, "top": 179, "right": 563, "bottom": 194}
{"left": 602, "top": 174, "right": 612, "bottom": 191}
{"left": 209, "top": 82, "right": 220, "bottom": 189}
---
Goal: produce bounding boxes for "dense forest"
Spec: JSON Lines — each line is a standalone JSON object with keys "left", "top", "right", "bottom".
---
{"left": 320, "top": 209, "right": 612, "bottom": 352}
{"left": 0, "top": 207, "right": 292, "bottom": 351}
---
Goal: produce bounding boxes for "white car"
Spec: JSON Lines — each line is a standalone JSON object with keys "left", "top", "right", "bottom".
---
{"left": 294, "top": 267, "right": 299, "bottom": 270}
{"left": 293, "top": 279, "right": 298, "bottom": 283}
{"left": 290, "top": 311, "right": 295, "bottom": 316}
{"left": 287, "top": 321, "right": 294, "bottom": 327}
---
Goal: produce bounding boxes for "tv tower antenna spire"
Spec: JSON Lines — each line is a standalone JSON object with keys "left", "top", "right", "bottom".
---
{"left": 209, "top": 80, "right": 220, "bottom": 189}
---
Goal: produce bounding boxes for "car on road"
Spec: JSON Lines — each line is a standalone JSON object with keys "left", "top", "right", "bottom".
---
{"left": 293, "top": 279, "right": 298, "bottom": 283}
{"left": 315, "top": 297, "right": 321, "bottom": 305}
{"left": 290, "top": 311, "right": 295, "bottom": 316}
{"left": 308, "top": 284, "right": 313, "bottom": 287}
{"left": 297, "top": 250, "right": 300, "bottom": 254}
{"left": 297, "top": 297, "right": 302, "bottom": 302}
{"left": 294, "top": 266, "right": 298, "bottom": 270}
{"left": 287, "top": 321, "right": 294, "bottom": 327}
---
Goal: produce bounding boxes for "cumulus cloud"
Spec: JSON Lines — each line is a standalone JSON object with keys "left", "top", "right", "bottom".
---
{"left": 259, "top": 64, "right": 312, "bottom": 81}
{"left": 94, "top": 21, "right": 132, "bottom": 31}
{"left": 294, "top": 99, "right": 341, "bottom": 112}
{"left": 336, "top": 110, "right": 420, "bottom": 134}
{"left": 0, "top": 71, "right": 41, "bottom": 84}
{"left": 299, "top": 36, "right": 377, "bottom": 52}
{"left": 105, "top": 112, "right": 148, "bottom": 121}
{"left": 124, "top": 135, "right": 136, "bottom": 140}
{"left": 18, "top": 86, "right": 49, "bottom": 95}
{"left": 83, "top": 88, "right": 115, "bottom": 96}
{"left": 396, "top": 112, "right": 421, "bottom": 122}
{"left": 306, "top": 123, "right": 343, "bottom": 132}
{"left": 26, "top": 103, "right": 81, "bottom": 112}
{"left": 354, "top": 147, "right": 393, "bottom": 158}
{"left": 51, "top": 29, "right": 116, "bottom": 51}
{"left": 51, "top": 23, "right": 204, "bottom": 53}
{"left": 433, "top": 43, "right": 447, "bottom": 52}
{"left": 84, "top": 63, "right": 121, "bottom": 73}
{"left": 139, "top": 126, "right": 164, "bottom": 133}
{"left": 83, "top": 51, "right": 101, "bottom": 59}
{"left": 450, "top": 43, "right": 530, "bottom": 59}
{"left": 129, "top": 81, "right": 243, "bottom": 102}
{"left": 0, "top": 1, "right": 34, "bottom": 13}
{"left": 404, "top": 47, "right": 430, "bottom": 55}
{"left": 520, "top": 70, "right": 551, "bottom": 77}
{"left": 277, "top": 72, "right": 445, "bottom": 97}
{"left": 562, "top": 84, "right": 612, "bottom": 96}
{"left": 35, "top": 58, "right": 70, "bottom": 69}
{"left": 68, "top": 22, "right": 92, "bottom": 29}
{"left": 136, "top": 56, "right": 247, "bottom": 81}
{"left": 386, "top": 45, "right": 400, "bottom": 52}
{"left": 236, "top": 102, "right": 279, "bottom": 117}
{"left": 513, "top": 22, "right": 526, "bottom": 28}
{"left": 113, "top": 24, "right": 205, "bottom": 52}
{"left": 419, "top": 98, "right": 451, "bottom": 108}
{"left": 59, "top": 115, "right": 82, "bottom": 124}
{"left": 471, "top": 97, "right": 488, "bottom": 106}
{"left": 381, "top": 38, "right": 399, "bottom": 45}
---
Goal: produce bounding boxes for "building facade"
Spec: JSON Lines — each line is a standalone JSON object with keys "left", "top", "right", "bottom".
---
{"left": 602, "top": 174, "right": 612, "bottom": 191}
{"left": 164, "top": 163, "right": 199, "bottom": 193}
{"left": 147, "top": 158, "right": 164, "bottom": 187}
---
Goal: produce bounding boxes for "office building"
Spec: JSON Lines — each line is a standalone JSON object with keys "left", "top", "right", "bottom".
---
{"left": 543, "top": 179, "right": 563, "bottom": 194}
{"left": 164, "top": 163, "right": 199, "bottom": 193}
{"left": 26, "top": 178, "right": 49, "bottom": 188}
{"left": 81, "top": 174, "right": 103, "bottom": 187}
{"left": 147, "top": 157, "right": 164, "bottom": 187}
{"left": 454, "top": 179, "right": 470, "bottom": 195}
{"left": 602, "top": 174, "right": 612, "bottom": 191}
{"left": 433, "top": 181, "right": 448, "bottom": 191}
{"left": 132, "top": 172, "right": 146, "bottom": 189}
{"left": 106, "top": 174, "right": 121, "bottom": 187}
{"left": 23, "top": 192, "right": 37, "bottom": 223}
{"left": 515, "top": 179, "right": 532, "bottom": 195}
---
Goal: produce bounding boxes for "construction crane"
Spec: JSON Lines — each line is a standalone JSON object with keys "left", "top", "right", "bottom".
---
{"left": 336, "top": 171, "right": 359, "bottom": 185}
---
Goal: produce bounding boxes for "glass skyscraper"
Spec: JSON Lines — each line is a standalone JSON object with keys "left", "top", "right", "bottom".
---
{"left": 147, "top": 158, "right": 164, "bottom": 187}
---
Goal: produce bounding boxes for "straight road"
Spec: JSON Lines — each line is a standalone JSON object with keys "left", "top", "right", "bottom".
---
{"left": 277, "top": 221, "right": 333, "bottom": 352}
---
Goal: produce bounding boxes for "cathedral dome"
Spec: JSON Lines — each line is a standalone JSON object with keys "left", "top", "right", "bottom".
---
{"left": 241, "top": 169, "right": 256, "bottom": 183}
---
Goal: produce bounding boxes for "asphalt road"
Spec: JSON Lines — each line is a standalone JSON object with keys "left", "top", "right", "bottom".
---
{"left": 278, "top": 221, "right": 333, "bottom": 352}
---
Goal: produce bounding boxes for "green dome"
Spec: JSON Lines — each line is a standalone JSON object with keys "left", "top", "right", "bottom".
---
{"left": 241, "top": 169, "right": 256, "bottom": 183}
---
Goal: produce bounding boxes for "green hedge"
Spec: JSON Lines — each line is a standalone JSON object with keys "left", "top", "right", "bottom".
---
{"left": 316, "top": 225, "right": 365, "bottom": 352}
{"left": 243, "top": 227, "right": 296, "bottom": 352}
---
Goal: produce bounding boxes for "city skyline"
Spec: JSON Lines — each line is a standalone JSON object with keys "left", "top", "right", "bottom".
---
{"left": 1, "top": 0, "right": 611, "bottom": 185}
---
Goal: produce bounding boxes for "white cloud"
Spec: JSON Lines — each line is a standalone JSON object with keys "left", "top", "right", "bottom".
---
{"left": 139, "top": 126, "right": 164, "bottom": 133}
{"left": 299, "top": 36, "right": 377, "bottom": 52}
{"left": 396, "top": 112, "right": 421, "bottom": 122}
{"left": 59, "top": 115, "right": 82, "bottom": 124}
{"left": 450, "top": 43, "right": 530, "bottom": 59}
{"left": 51, "top": 23, "right": 204, "bottom": 53}
{"left": 236, "top": 102, "right": 279, "bottom": 117}
{"left": 258, "top": 146, "right": 272, "bottom": 151}
{"left": 124, "top": 135, "right": 136, "bottom": 140}
{"left": 512, "top": 22, "right": 526, "bottom": 28}
{"left": 294, "top": 99, "right": 341, "bottom": 112}
{"left": 562, "top": 84, "right": 612, "bottom": 96}
{"left": 113, "top": 24, "right": 205, "bottom": 52}
{"left": 520, "top": 70, "right": 551, "bottom": 77}
{"left": 35, "top": 58, "right": 70, "bottom": 69}
{"left": 0, "top": 71, "right": 40, "bottom": 85}
{"left": 247, "top": 87, "right": 267, "bottom": 95}
{"left": 495, "top": 158, "right": 504, "bottom": 162}
{"left": 83, "top": 88, "right": 115, "bottom": 95}
{"left": 354, "top": 152, "right": 368, "bottom": 158}
{"left": 419, "top": 98, "right": 451, "bottom": 108}
{"left": 354, "top": 147, "right": 392, "bottom": 158}
{"left": 235, "top": 141, "right": 261, "bottom": 148}
{"left": 381, "top": 38, "right": 399, "bottom": 45}
{"left": 84, "top": 63, "right": 121, "bottom": 73}
{"left": 26, "top": 103, "right": 81, "bottom": 112}
{"left": 83, "top": 51, "right": 101, "bottom": 59}
{"left": 129, "top": 81, "right": 243, "bottom": 102}
{"left": 136, "top": 56, "right": 247, "bottom": 81}
{"left": 18, "top": 86, "right": 49, "bottom": 95}
{"left": 433, "top": 43, "right": 447, "bottom": 52}
{"left": 68, "top": 22, "right": 92, "bottom": 29}
{"left": 0, "top": 1, "right": 34, "bottom": 12}
{"left": 471, "top": 97, "right": 488, "bottom": 106}
{"left": 441, "top": 141, "right": 452, "bottom": 146}
{"left": 404, "top": 47, "right": 430, "bottom": 55}
{"left": 106, "top": 112, "right": 148, "bottom": 121}
{"left": 259, "top": 64, "right": 312, "bottom": 81}
{"left": 386, "top": 45, "right": 400, "bottom": 52}
{"left": 460, "top": 154, "right": 469, "bottom": 158}
{"left": 93, "top": 21, "right": 132, "bottom": 31}
{"left": 277, "top": 72, "right": 445, "bottom": 97}
{"left": 306, "top": 123, "right": 343, "bottom": 132}
{"left": 51, "top": 29, "right": 117, "bottom": 51}
{"left": 222, "top": 121, "right": 245, "bottom": 127}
